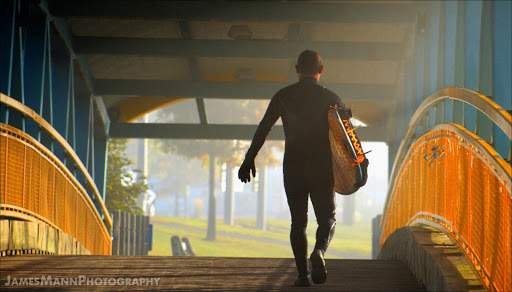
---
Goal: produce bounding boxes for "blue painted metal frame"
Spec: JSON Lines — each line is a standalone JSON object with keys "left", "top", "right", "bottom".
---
{"left": 492, "top": 0, "right": 512, "bottom": 161}
{"left": 463, "top": 0, "right": 483, "bottom": 134}
{"left": 0, "top": 0, "right": 111, "bottom": 219}
{"left": 476, "top": 0, "right": 493, "bottom": 144}
{"left": 394, "top": 0, "right": 510, "bottom": 163}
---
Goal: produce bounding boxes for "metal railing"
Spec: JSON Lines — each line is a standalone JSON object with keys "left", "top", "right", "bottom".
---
{"left": 381, "top": 87, "right": 512, "bottom": 292}
{"left": 1, "top": 93, "right": 111, "bottom": 255}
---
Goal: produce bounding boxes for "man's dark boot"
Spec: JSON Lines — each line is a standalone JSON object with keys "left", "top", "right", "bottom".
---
{"left": 310, "top": 249, "right": 327, "bottom": 284}
{"left": 294, "top": 275, "right": 312, "bottom": 287}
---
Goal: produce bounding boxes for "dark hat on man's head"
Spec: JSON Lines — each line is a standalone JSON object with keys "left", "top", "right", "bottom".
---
{"left": 296, "top": 50, "right": 323, "bottom": 75}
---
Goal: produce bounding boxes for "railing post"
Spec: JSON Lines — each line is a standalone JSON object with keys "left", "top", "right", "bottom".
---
{"left": 119, "top": 211, "right": 126, "bottom": 255}
{"left": 143, "top": 215, "right": 149, "bottom": 255}
{"left": 129, "top": 213, "right": 135, "bottom": 256}
{"left": 372, "top": 214, "right": 382, "bottom": 259}
{"left": 136, "top": 214, "right": 142, "bottom": 256}
{"left": 112, "top": 210, "right": 120, "bottom": 255}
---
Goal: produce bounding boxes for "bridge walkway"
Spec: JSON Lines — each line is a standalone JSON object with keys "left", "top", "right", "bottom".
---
{"left": 0, "top": 256, "right": 424, "bottom": 291}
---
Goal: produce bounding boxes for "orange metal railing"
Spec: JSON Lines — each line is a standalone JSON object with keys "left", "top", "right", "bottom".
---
{"left": 381, "top": 87, "right": 512, "bottom": 292}
{"left": 381, "top": 124, "right": 511, "bottom": 291}
{"left": 0, "top": 94, "right": 111, "bottom": 255}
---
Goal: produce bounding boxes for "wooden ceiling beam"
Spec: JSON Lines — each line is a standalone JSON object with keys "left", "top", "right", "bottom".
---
{"left": 109, "top": 123, "right": 388, "bottom": 142}
{"left": 49, "top": 1, "right": 417, "bottom": 23}
{"left": 95, "top": 79, "right": 394, "bottom": 101}
{"left": 76, "top": 37, "right": 404, "bottom": 60}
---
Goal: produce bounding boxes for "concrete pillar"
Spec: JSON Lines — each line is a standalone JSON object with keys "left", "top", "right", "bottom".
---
{"left": 184, "top": 186, "right": 189, "bottom": 218}
{"left": 256, "top": 165, "right": 267, "bottom": 230}
{"left": 174, "top": 194, "right": 180, "bottom": 217}
{"left": 342, "top": 195, "right": 355, "bottom": 226}
{"left": 138, "top": 115, "right": 149, "bottom": 215}
{"left": 206, "top": 152, "right": 216, "bottom": 241}
{"left": 224, "top": 164, "right": 234, "bottom": 225}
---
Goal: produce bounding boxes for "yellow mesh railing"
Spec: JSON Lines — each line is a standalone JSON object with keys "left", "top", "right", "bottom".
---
{"left": 0, "top": 123, "right": 111, "bottom": 255}
{"left": 381, "top": 123, "right": 511, "bottom": 291}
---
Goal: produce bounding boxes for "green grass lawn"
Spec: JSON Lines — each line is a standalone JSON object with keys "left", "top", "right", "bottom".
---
{"left": 149, "top": 216, "right": 372, "bottom": 259}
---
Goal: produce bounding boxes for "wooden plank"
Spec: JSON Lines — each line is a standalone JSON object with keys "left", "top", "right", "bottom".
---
{"left": 0, "top": 256, "right": 425, "bottom": 291}
{"left": 9, "top": 220, "right": 24, "bottom": 251}
{"left": 119, "top": 212, "right": 126, "bottom": 255}
{"left": 129, "top": 214, "right": 136, "bottom": 256}
{"left": 111, "top": 210, "right": 120, "bottom": 255}
{"left": 37, "top": 223, "right": 48, "bottom": 253}
{"left": 136, "top": 215, "right": 142, "bottom": 256}
{"left": 25, "top": 222, "right": 38, "bottom": 251}
{"left": 0, "top": 220, "right": 9, "bottom": 252}
{"left": 143, "top": 216, "right": 150, "bottom": 255}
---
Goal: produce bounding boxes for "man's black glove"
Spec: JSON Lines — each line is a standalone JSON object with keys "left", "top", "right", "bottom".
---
{"left": 238, "top": 158, "right": 256, "bottom": 183}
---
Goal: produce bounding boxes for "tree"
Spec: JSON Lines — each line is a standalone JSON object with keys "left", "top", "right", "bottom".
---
{"left": 105, "top": 139, "right": 148, "bottom": 215}
{"left": 154, "top": 99, "right": 284, "bottom": 237}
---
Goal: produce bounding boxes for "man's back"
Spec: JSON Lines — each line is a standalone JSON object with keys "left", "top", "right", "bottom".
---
{"left": 271, "top": 77, "right": 343, "bottom": 165}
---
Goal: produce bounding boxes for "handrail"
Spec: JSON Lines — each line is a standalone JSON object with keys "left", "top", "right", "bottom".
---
{"left": 0, "top": 93, "right": 112, "bottom": 227}
{"left": 380, "top": 123, "right": 511, "bottom": 292}
{"left": 410, "top": 87, "right": 511, "bottom": 139}
{"left": 1, "top": 123, "right": 111, "bottom": 251}
{"left": 1, "top": 203, "right": 61, "bottom": 231}
{"left": 384, "top": 123, "right": 512, "bottom": 218}
{"left": 383, "top": 87, "right": 512, "bottom": 228}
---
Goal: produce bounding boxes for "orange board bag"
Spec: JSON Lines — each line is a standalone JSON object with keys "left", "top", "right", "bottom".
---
{"left": 327, "top": 105, "right": 369, "bottom": 195}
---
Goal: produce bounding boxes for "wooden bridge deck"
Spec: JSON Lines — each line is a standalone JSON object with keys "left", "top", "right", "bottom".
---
{"left": 0, "top": 256, "right": 425, "bottom": 291}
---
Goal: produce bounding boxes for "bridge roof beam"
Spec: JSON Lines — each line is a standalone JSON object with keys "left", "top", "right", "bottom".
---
{"left": 75, "top": 38, "right": 404, "bottom": 61}
{"left": 109, "top": 123, "right": 387, "bottom": 142}
{"left": 48, "top": 1, "right": 417, "bottom": 23}
{"left": 95, "top": 80, "right": 393, "bottom": 101}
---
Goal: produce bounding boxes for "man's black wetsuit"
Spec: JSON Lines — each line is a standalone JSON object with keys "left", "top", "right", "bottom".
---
{"left": 244, "top": 76, "right": 345, "bottom": 276}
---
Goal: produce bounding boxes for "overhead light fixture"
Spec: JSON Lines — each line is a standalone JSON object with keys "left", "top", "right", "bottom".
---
{"left": 228, "top": 25, "right": 252, "bottom": 40}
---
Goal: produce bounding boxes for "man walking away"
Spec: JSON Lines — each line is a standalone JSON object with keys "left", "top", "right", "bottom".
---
{"left": 239, "top": 50, "right": 346, "bottom": 287}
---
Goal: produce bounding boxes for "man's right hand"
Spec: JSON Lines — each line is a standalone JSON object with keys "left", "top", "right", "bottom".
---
{"left": 238, "top": 158, "right": 256, "bottom": 183}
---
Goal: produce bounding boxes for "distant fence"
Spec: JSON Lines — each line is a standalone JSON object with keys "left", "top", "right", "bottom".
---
{"left": 111, "top": 210, "right": 152, "bottom": 255}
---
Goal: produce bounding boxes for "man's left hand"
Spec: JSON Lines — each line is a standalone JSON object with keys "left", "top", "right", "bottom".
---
{"left": 238, "top": 159, "right": 256, "bottom": 183}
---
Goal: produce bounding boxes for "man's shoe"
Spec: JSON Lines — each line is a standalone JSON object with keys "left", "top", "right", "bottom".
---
{"left": 294, "top": 275, "right": 312, "bottom": 287}
{"left": 310, "top": 249, "right": 327, "bottom": 284}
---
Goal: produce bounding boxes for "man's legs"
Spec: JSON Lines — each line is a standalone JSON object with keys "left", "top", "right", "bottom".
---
{"left": 310, "top": 183, "right": 336, "bottom": 253}
{"left": 309, "top": 182, "right": 336, "bottom": 284}
{"left": 283, "top": 180, "right": 309, "bottom": 278}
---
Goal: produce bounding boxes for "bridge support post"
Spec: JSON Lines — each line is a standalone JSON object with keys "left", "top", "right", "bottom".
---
{"left": 206, "top": 152, "right": 216, "bottom": 241}
{"left": 224, "top": 164, "right": 234, "bottom": 226}
{"left": 341, "top": 195, "right": 355, "bottom": 226}
{"left": 256, "top": 165, "right": 267, "bottom": 231}
{"left": 371, "top": 214, "right": 382, "bottom": 259}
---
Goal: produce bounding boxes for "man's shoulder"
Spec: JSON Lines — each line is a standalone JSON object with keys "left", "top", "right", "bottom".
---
{"left": 320, "top": 86, "right": 341, "bottom": 100}
{"left": 272, "top": 82, "right": 299, "bottom": 98}
{"left": 279, "top": 82, "right": 300, "bottom": 93}
{"left": 317, "top": 85, "right": 342, "bottom": 105}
